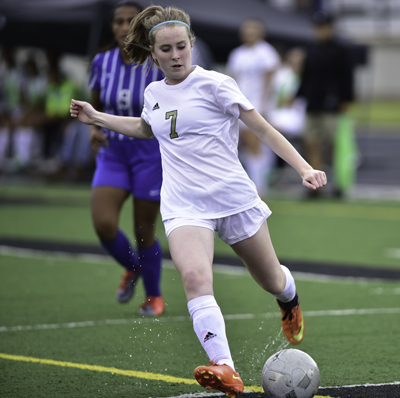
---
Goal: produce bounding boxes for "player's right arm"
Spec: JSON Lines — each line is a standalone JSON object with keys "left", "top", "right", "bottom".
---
{"left": 70, "top": 99, "right": 153, "bottom": 139}
{"left": 89, "top": 90, "right": 108, "bottom": 151}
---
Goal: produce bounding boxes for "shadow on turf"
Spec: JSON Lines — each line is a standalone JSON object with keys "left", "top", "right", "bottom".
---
{"left": 203, "top": 383, "right": 400, "bottom": 398}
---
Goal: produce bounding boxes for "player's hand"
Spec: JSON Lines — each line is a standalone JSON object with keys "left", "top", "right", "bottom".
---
{"left": 70, "top": 99, "right": 97, "bottom": 125}
{"left": 89, "top": 125, "right": 108, "bottom": 152}
{"left": 301, "top": 169, "right": 327, "bottom": 190}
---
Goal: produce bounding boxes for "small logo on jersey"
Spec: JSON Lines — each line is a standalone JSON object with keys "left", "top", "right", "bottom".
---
{"left": 152, "top": 102, "right": 160, "bottom": 111}
{"left": 203, "top": 332, "right": 217, "bottom": 343}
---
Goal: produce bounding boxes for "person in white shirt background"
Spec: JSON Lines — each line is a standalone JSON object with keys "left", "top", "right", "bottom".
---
{"left": 227, "top": 18, "right": 281, "bottom": 198}
{"left": 268, "top": 47, "right": 307, "bottom": 175}
{"left": 70, "top": 5, "right": 327, "bottom": 397}
{"left": 269, "top": 47, "right": 306, "bottom": 139}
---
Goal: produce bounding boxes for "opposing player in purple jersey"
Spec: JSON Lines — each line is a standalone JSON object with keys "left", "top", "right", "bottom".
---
{"left": 88, "top": 1, "right": 164, "bottom": 316}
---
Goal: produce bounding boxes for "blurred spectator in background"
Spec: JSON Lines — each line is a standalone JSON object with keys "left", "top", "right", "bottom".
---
{"left": 0, "top": 47, "right": 91, "bottom": 180}
{"left": 227, "top": 17, "right": 280, "bottom": 198}
{"left": 0, "top": 46, "right": 21, "bottom": 171}
{"left": 192, "top": 37, "right": 215, "bottom": 70}
{"left": 268, "top": 47, "right": 306, "bottom": 175}
{"left": 294, "top": 12, "right": 354, "bottom": 198}
{"left": 269, "top": 47, "right": 306, "bottom": 139}
{"left": 10, "top": 54, "right": 47, "bottom": 171}
{"left": 43, "top": 50, "right": 91, "bottom": 181}
{"left": 268, "top": 0, "right": 315, "bottom": 14}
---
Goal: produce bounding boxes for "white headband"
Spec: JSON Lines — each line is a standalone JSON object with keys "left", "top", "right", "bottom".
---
{"left": 149, "top": 20, "right": 190, "bottom": 36}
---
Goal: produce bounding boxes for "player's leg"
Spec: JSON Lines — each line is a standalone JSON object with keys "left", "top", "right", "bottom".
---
{"left": 13, "top": 126, "right": 36, "bottom": 168}
{"left": 130, "top": 140, "right": 164, "bottom": 315}
{"left": 168, "top": 225, "right": 214, "bottom": 300}
{"left": 303, "top": 114, "right": 324, "bottom": 171}
{"left": 91, "top": 186, "right": 140, "bottom": 302}
{"left": 323, "top": 113, "right": 342, "bottom": 197}
{"left": 133, "top": 198, "right": 164, "bottom": 316}
{"left": 230, "top": 220, "right": 304, "bottom": 345}
{"left": 231, "top": 220, "right": 285, "bottom": 293}
{"left": 0, "top": 127, "right": 10, "bottom": 163}
{"left": 240, "top": 128, "right": 269, "bottom": 197}
{"left": 168, "top": 224, "right": 244, "bottom": 396}
{"left": 304, "top": 137, "right": 323, "bottom": 171}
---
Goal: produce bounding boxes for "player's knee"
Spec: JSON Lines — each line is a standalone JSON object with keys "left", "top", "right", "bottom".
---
{"left": 181, "top": 268, "right": 209, "bottom": 294}
{"left": 94, "top": 219, "right": 118, "bottom": 242}
{"left": 134, "top": 226, "right": 156, "bottom": 248}
{"left": 258, "top": 276, "right": 285, "bottom": 295}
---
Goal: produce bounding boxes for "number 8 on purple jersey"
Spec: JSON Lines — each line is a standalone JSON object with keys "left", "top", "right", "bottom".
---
{"left": 89, "top": 47, "right": 164, "bottom": 201}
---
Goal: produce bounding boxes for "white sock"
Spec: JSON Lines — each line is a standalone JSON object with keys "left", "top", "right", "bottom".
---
{"left": 244, "top": 153, "right": 269, "bottom": 197}
{"left": 188, "top": 295, "right": 235, "bottom": 370}
{"left": 273, "top": 265, "right": 296, "bottom": 303}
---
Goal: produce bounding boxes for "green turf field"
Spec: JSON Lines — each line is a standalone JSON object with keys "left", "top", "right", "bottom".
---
{"left": 1, "top": 183, "right": 400, "bottom": 269}
{"left": 0, "top": 183, "right": 400, "bottom": 397}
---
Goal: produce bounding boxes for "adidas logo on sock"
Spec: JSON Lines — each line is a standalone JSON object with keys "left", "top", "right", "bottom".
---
{"left": 204, "top": 332, "right": 217, "bottom": 343}
{"left": 152, "top": 102, "right": 160, "bottom": 111}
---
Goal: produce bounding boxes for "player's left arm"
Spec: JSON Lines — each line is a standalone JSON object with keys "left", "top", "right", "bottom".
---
{"left": 239, "top": 107, "right": 327, "bottom": 190}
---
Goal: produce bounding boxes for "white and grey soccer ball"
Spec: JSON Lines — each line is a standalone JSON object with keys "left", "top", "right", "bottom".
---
{"left": 262, "top": 349, "right": 320, "bottom": 398}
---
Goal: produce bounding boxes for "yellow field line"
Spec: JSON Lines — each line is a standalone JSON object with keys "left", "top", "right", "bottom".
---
{"left": 0, "top": 353, "right": 197, "bottom": 385}
{"left": 0, "top": 353, "right": 335, "bottom": 397}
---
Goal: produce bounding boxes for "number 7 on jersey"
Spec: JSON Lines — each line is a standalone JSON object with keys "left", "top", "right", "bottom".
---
{"left": 166, "top": 110, "right": 179, "bottom": 139}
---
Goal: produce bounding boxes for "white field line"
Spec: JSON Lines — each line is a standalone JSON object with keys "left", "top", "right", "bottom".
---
{"left": 0, "top": 245, "right": 113, "bottom": 264}
{"left": 384, "top": 248, "right": 400, "bottom": 259}
{"left": 0, "top": 245, "right": 245, "bottom": 272}
{"left": 1, "top": 308, "right": 399, "bottom": 333}
{"left": 0, "top": 245, "right": 393, "bottom": 282}
{"left": 318, "top": 381, "right": 400, "bottom": 389}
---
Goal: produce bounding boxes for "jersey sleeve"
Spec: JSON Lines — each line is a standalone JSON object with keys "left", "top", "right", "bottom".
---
{"left": 88, "top": 54, "right": 101, "bottom": 91}
{"left": 141, "top": 86, "right": 151, "bottom": 125}
{"left": 216, "top": 76, "right": 254, "bottom": 118}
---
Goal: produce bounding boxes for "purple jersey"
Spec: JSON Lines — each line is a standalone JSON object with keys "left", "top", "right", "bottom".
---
{"left": 89, "top": 48, "right": 164, "bottom": 201}
{"left": 89, "top": 47, "right": 164, "bottom": 139}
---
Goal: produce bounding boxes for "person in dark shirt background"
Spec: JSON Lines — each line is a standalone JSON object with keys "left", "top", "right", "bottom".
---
{"left": 295, "top": 11, "right": 354, "bottom": 197}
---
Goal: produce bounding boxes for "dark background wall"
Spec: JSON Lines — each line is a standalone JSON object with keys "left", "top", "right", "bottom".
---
{"left": 0, "top": 0, "right": 367, "bottom": 64}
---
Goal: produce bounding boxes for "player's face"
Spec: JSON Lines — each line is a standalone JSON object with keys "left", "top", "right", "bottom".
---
{"left": 315, "top": 24, "right": 334, "bottom": 42}
{"left": 152, "top": 26, "right": 193, "bottom": 85}
{"left": 112, "top": 5, "right": 140, "bottom": 49}
{"left": 239, "top": 20, "right": 265, "bottom": 46}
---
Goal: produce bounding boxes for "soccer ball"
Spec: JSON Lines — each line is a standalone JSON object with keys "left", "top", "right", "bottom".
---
{"left": 262, "top": 349, "right": 320, "bottom": 398}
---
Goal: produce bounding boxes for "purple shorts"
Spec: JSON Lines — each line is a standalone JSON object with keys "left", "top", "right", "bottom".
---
{"left": 92, "top": 138, "right": 162, "bottom": 202}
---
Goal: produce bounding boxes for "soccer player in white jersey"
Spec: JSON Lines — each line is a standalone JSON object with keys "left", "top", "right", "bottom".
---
{"left": 227, "top": 18, "right": 281, "bottom": 197}
{"left": 70, "top": 5, "right": 327, "bottom": 397}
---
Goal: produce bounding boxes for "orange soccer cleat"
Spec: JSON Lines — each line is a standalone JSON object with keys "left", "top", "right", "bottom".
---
{"left": 277, "top": 294, "right": 305, "bottom": 344}
{"left": 116, "top": 269, "right": 140, "bottom": 303}
{"left": 194, "top": 360, "right": 244, "bottom": 397}
{"left": 139, "top": 295, "right": 165, "bottom": 316}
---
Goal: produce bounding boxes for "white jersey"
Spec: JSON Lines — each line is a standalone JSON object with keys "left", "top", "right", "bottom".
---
{"left": 227, "top": 41, "right": 280, "bottom": 112}
{"left": 141, "top": 66, "right": 263, "bottom": 221}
